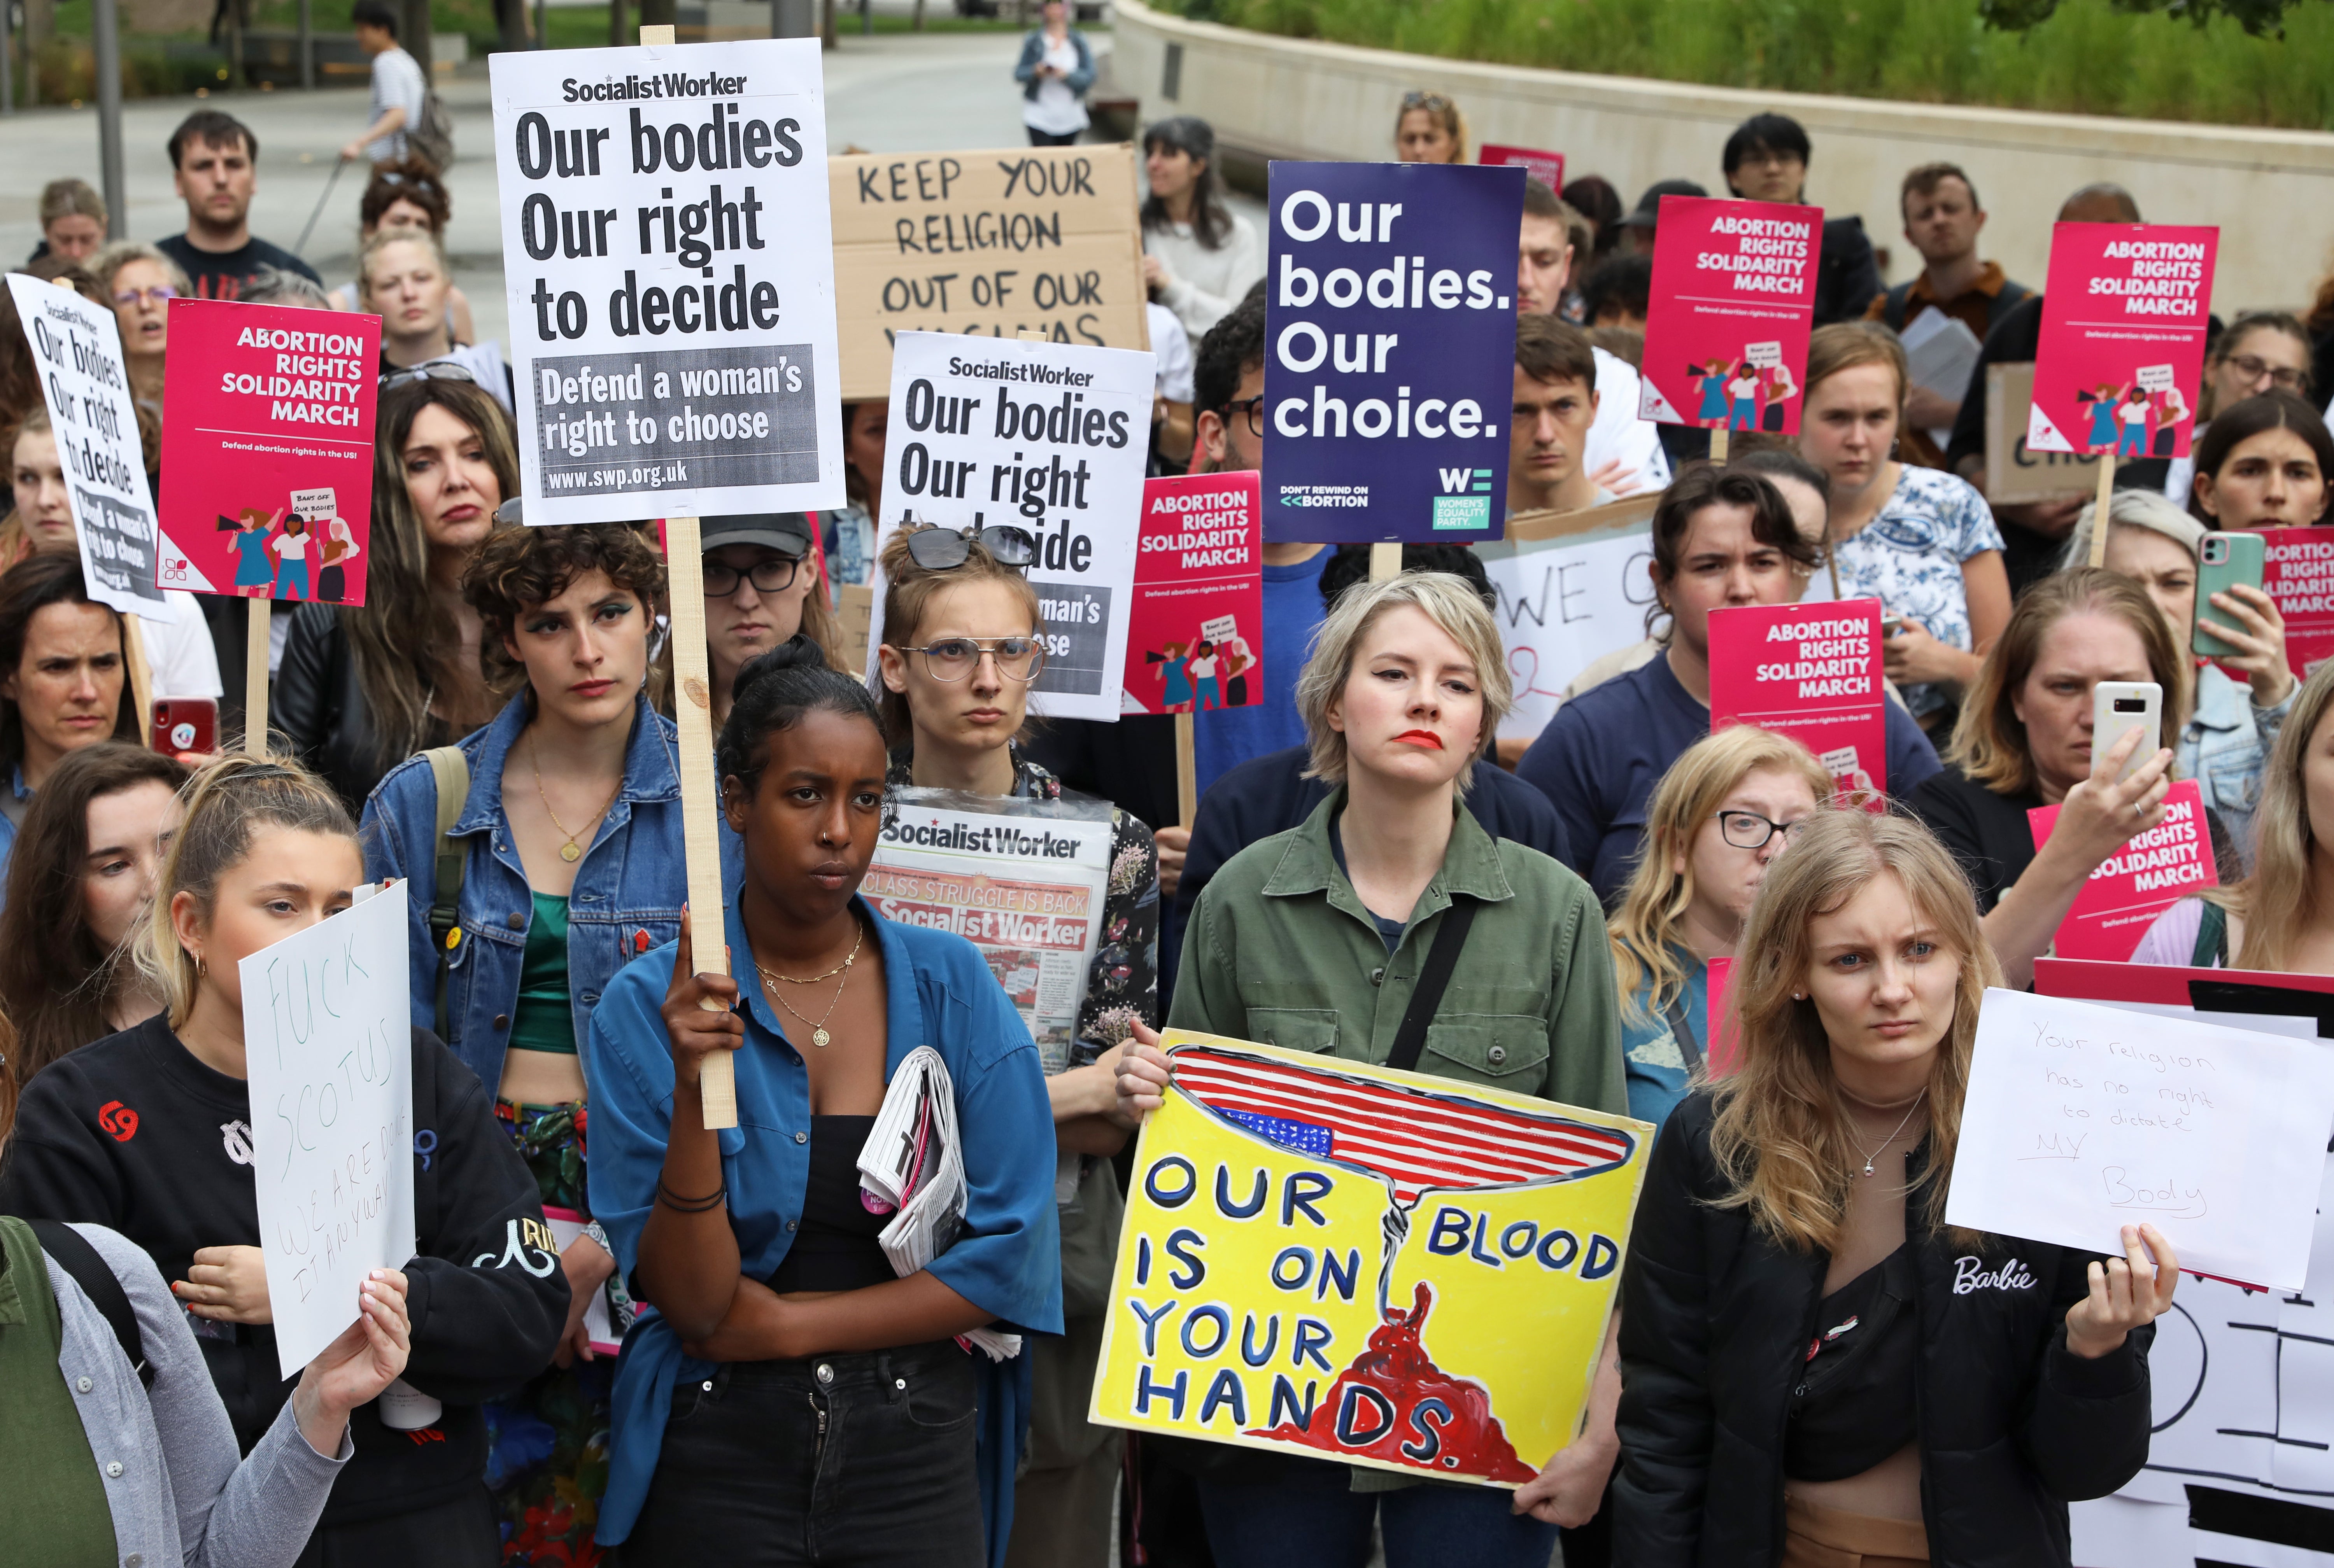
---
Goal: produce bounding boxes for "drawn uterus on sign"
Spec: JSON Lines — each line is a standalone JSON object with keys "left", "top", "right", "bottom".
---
{"left": 1163, "top": 1041, "right": 1638, "bottom": 1481}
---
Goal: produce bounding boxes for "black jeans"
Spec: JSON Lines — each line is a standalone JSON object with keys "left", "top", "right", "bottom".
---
{"left": 623, "top": 1342, "right": 985, "bottom": 1567}
{"left": 293, "top": 1486, "right": 498, "bottom": 1568}
{"left": 1027, "top": 126, "right": 1080, "bottom": 145}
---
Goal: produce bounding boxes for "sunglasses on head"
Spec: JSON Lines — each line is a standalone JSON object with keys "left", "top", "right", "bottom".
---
{"left": 380, "top": 360, "right": 477, "bottom": 391}
{"left": 1401, "top": 91, "right": 1453, "bottom": 112}
{"left": 900, "top": 519, "right": 1038, "bottom": 572}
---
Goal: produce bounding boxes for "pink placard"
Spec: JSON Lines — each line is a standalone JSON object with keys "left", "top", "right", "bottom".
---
{"left": 1703, "top": 956, "right": 1741, "bottom": 1078}
{"left": 156, "top": 298, "right": 379, "bottom": 605}
{"left": 2259, "top": 526, "right": 2334, "bottom": 678}
{"left": 2026, "top": 222, "right": 2217, "bottom": 460}
{"left": 1635, "top": 194, "right": 1819, "bottom": 436}
{"left": 1478, "top": 144, "right": 1565, "bottom": 194}
{"left": 1123, "top": 472, "right": 1264, "bottom": 717}
{"left": 1707, "top": 598, "right": 1887, "bottom": 803}
{"left": 2027, "top": 779, "right": 2217, "bottom": 962}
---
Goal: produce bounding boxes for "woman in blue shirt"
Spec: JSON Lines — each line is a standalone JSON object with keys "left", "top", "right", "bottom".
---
{"left": 362, "top": 520, "right": 682, "bottom": 1563}
{"left": 584, "top": 637, "right": 1061, "bottom": 1566}
{"left": 1604, "top": 726, "right": 1829, "bottom": 1129}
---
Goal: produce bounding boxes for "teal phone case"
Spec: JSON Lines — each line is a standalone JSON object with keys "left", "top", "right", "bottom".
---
{"left": 2194, "top": 532, "right": 2267, "bottom": 659}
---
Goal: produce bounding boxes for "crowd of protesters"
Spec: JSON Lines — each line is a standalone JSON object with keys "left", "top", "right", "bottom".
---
{"left": 5, "top": 66, "right": 2332, "bottom": 1568}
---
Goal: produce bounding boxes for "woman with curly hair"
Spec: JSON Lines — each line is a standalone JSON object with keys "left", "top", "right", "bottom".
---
{"left": 361, "top": 520, "right": 685, "bottom": 1565}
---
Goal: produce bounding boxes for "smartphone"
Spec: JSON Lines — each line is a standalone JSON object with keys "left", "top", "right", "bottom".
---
{"left": 1880, "top": 615, "right": 1906, "bottom": 638}
{"left": 151, "top": 697, "right": 216, "bottom": 756}
{"left": 2194, "top": 531, "right": 2268, "bottom": 658}
{"left": 2092, "top": 681, "right": 2163, "bottom": 784}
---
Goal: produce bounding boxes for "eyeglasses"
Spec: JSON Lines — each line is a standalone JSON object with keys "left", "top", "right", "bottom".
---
{"left": 1222, "top": 395, "right": 1265, "bottom": 438}
{"left": 114, "top": 284, "right": 176, "bottom": 307}
{"left": 901, "top": 520, "right": 1038, "bottom": 572}
{"left": 1713, "top": 810, "right": 1811, "bottom": 850}
{"left": 379, "top": 360, "right": 477, "bottom": 390}
{"left": 1400, "top": 91, "right": 1453, "bottom": 111}
{"left": 2224, "top": 354, "right": 2309, "bottom": 393}
{"left": 704, "top": 555, "right": 802, "bottom": 597}
{"left": 894, "top": 636, "right": 1047, "bottom": 684}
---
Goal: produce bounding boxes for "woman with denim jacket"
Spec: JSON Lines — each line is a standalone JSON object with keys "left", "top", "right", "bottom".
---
{"left": 1013, "top": 0, "right": 1092, "bottom": 147}
{"left": 2059, "top": 489, "right": 2293, "bottom": 864}
{"left": 361, "top": 520, "right": 683, "bottom": 1564}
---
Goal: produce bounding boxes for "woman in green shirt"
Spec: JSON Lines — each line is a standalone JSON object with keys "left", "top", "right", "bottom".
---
{"left": 1117, "top": 570, "right": 1627, "bottom": 1568}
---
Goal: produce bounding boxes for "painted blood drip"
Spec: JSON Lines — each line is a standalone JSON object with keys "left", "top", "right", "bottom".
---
{"left": 1248, "top": 1281, "right": 1535, "bottom": 1483}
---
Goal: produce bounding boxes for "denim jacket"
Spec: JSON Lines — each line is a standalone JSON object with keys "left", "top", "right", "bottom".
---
{"left": 361, "top": 692, "right": 687, "bottom": 1094}
{"left": 2179, "top": 660, "right": 2293, "bottom": 866}
{"left": 1013, "top": 26, "right": 1093, "bottom": 98}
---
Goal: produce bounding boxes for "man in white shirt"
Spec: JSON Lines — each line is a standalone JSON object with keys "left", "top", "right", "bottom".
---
{"left": 1516, "top": 179, "right": 1670, "bottom": 496}
{"left": 343, "top": 1, "right": 427, "bottom": 168}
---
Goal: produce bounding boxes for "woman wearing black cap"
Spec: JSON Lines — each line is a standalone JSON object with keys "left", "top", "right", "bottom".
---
{"left": 701, "top": 513, "right": 849, "bottom": 731}
{"left": 1141, "top": 117, "right": 1263, "bottom": 340}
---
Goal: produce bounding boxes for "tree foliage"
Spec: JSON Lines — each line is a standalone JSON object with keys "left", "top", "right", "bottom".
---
{"left": 1980, "top": 0, "right": 2298, "bottom": 36}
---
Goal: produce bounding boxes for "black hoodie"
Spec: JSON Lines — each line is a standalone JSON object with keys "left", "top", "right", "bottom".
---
{"left": 0, "top": 1015, "right": 568, "bottom": 1528}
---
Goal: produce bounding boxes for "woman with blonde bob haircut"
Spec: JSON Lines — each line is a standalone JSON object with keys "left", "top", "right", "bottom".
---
{"left": 1608, "top": 724, "right": 1832, "bottom": 1129}
{"left": 1119, "top": 572, "right": 1629, "bottom": 1562}
{"left": 1616, "top": 809, "right": 2178, "bottom": 1568}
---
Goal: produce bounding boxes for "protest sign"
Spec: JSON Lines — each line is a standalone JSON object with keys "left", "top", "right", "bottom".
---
{"left": 244, "top": 881, "right": 417, "bottom": 1375}
{"left": 1091, "top": 1032, "right": 1651, "bottom": 1482}
{"left": 1262, "top": 161, "right": 1524, "bottom": 545}
{"left": 1124, "top": 472, "right": 1263, "bottom": 717}
{"left": 1476, "top": 501, "right": 1658, "bottom": 742}
{"left": 6, "top": 274, "right": 182, "bottom": 625}
{"left": 2026, "top": 779, "right": 2215, "bottom": 962}
{"left": 830, "top": 146, "right": 1148, "bottom": 401}
{"left": 156, "top": 299, "right": 378, "bottom": 606}
{"left": 862, "top": 786, "right": 1116, "bottom": 1073}
{"left": 1945, "top": 987, "right": 2334, "bottom": 1292}
{"left": 1635, "top": 195, "right": 1819, "bottom": 437}
{"left": 2259, "top": 526, "right": 2334, "bottom": 677}
{"left": 864, "top": 330, "right": 1152, "bottom": 722}
{"left": 543, "top": 1208, "right": 622, "bottom": 1356}
{"left": 1707, "top": 598, "right": 1886, "bottom": 801}
{"left": 489, "top": 38, "right": 844, "bottom": 523}
{"left": 2027, "top": 223, "right": 2218, "bottom": 460}
{"left": 1478, "top": 144, "right": 1564, "bottom": 193}
{"left": 1981, "top": 362, "right": 2103, "bottom": 505}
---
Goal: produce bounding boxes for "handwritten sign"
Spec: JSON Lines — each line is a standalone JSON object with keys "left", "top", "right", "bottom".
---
{"left": 2260, "top": 526, "right": 2334, "bottom": 677}
{"left": 1708, "top": 598, "right": 1885, "bottom": 802}
{"left": 829, "top": 146, "right": 1148, "bottom": 400}
{"left": 1476, "top": 503, "right": 1657, "bottom": 742}
{"left": 2027, "top": 780, "right": 2215, "bottom": 962}
{"left": 1945, "top": 987, "right": 2334, "bottom": 1292}
{"left": 1982, "top": 362, "right": 2102, "bottom": 505}
{"left": 244, "top": 882, "right": 417, "bottom": 1375}
{"left": 1091, "top": 1031, "right": 1651, "bottom": 1483}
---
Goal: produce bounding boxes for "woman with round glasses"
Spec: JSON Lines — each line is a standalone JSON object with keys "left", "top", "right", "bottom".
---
{"left": 91, "top": 241, "right": 187, "bottom": 420}
{"left": 2166, "top": 314, "right": 2315, "bottom": 507}
{"left": 874, "top": 522, "right": 1157, "bottom": 1567}
{"left": 1607, "top": 726, "right": 1831, "bottom": 1131}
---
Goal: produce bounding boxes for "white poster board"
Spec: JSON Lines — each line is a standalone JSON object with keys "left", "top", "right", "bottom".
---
{"left": 1476, "top": 512, "right": 1658, "bottom": 742}
{"left": 1945, "top": 987, "right": 2334, "bottom": 1292}
{"left": 6, "top": 274, "right": 183, "bottom": 623}
{"left": 866, "top": 331, "right": 1154, "bottom": 723}
{"left": 244, "top": 881, "right": 417, "bottom": 1375}
{"left": 489, "top": 40, "right": 844, "bottom": 523}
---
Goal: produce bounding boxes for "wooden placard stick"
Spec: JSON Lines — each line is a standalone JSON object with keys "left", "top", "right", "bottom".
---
{"left": 122, "top": 613, "right": 153, "bottom": 748}
{"left": 2086, "top": 453, "right": 2116, "bottom": 567}
{"left": 245, "top": 600, "right": 271, "bottom": 756}
{"left": 1708, "top": 427, "right": 1730, "bottom": 464}
{"left": 1368, "top": 541, "right": 1401, "bottom": 583}
{"left": 1174, "top": 711, "right": 1196, "bottom": 831}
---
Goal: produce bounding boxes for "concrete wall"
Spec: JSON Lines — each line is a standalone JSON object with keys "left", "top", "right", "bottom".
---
{"left": 1104, "top": 0, "right": 2334, "bottom": 315}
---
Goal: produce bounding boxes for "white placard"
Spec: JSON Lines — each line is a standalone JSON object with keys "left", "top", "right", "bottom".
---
{"left": 2136, "top": 362, "right": 2177, "bottom": 392}
{"left": 289, "top": 486, "right": 337, "bottom": 520}
{"left": 1946, "top": 988, "right": 2334, "bottom": 1291}
{"left": 1744, "top": 340, "right": 1782, "bottom": 369}
{"left": 1477, "top": 517, "right": 1657, "bottom": 740}
{"left": 865, "top": 331, "right": 1155, "bottom": 723}
{"left": 489, "top": 41, "right": 844, "bottom": 523}
{"left": 6, "top": 274, "right": 183, "bottom": 623}
{"left": 244, "top": 882, "right": 417, "bottom": 1376}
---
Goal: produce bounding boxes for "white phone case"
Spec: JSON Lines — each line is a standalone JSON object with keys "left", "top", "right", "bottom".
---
{"left": 2092, "top": 681, "right": 2163, "bottom": 785}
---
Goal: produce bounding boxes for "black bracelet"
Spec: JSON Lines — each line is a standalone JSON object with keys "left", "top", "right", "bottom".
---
{"left": 655, "top": 1178, "right": 727, "bottom": 1213}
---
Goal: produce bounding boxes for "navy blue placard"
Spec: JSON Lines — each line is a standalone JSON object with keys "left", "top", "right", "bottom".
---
{"left": 1261, "top": 161, "right": 1525, "bottom": 544}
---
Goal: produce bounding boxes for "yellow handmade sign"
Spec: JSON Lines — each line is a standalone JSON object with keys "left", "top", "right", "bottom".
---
{"left": 1090, "top": 1031, "right": 1652, "bottom": 1486}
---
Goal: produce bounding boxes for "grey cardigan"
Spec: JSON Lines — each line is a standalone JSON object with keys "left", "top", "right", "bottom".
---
{"left": 46, "top": 1223, "right": 350, "bottom": 1568}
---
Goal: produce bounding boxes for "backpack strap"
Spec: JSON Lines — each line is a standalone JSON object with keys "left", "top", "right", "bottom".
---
{"left": 1386, "top": 897, "right": 1479, "bottom": 1074}
{"left": 1659, "top": 992, "right": 1707, "bottom": 1077}
{"left": 423, "top": 745, "right": 472, "bottom": 1041}
{"left": 26, "top": 1220, "right": 150, "bottom": 1390}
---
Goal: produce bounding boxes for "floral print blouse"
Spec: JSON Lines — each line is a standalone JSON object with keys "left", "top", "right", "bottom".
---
{"left": 1830, "top": 465, "right": 2006, "bottom": 720}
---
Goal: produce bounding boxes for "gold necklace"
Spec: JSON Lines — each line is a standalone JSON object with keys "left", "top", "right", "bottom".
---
{"left": 756, "top": 923, "right": 864, "bottom": 1049}
{"left": 529, "top": 741, "right": 623, "bottom": 863}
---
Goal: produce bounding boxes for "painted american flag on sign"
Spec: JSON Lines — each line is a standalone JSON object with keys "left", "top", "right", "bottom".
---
{"left": 1167, "top": 1043, "right": 1636, "bottom": 1209}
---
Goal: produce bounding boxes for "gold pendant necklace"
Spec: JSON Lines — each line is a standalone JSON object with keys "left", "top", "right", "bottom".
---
{"left": 530, "top": 741, "right": 623, "bottom": 863}
{"left": 757, "top": 923, "right": 865, "bottom": 1049}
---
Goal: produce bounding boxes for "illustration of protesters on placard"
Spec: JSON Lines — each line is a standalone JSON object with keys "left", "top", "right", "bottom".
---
{"left": 1218, "top": 629, "right": 1255, "bottom": 707}
{"left": 1144, "top": 616, "right": 1259, "bottom": 713}
{"left": 222, "top": 505, "right": 285, "bottom": 598}
{"left": 318, "top": 516, "right": 363, "bottom": 603}
{"left": 272, "top": 514, "right": 316, "bottom": 602}
{"left": 1149, "top": 639, "right": 1196, "bottom": 712}
{"left": 1694, "top": 359, "right": 1735, "bottom": 426}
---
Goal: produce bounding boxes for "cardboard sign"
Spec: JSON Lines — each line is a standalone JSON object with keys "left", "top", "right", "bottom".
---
{"left": 244, "top": 882, "right": 419, "bottom": 1376}
{"left": 1635, "top": 196, "right": 1820, "bottom": 436}
{"left": 1091, "top": 1032, "right": 1652, "bottom": 1484}
{"left": 1982, "top": 361, "right": 2103, "bottom": 504}
{"left": 2026, "top": 779, "right": 2215, "bottom": 962}
{"left": 2027, "top": 223, "right": 2218, "bottom": 459}
{"left": 6, "top": 274, "right": 182, "bottom": 623}
{"left": 1945, "top": 987, "right": 2334, "bottom": 1292}
{"left": 864, "top": 331, "right": 1153, "bottom": 723}
{"left": 489, "top": 39, "right": 844, "bottom": 523}
{"left": 1478, "top": 144, "right": 1564, "bottom": 194}
{"left": 2259, "top": 526, "right": 2334, "bottom": 677}
{"left": 830, "top": 146, "right": 1148, "bottom": 401}
{"left": 1124, "top": 472, "right": 1263, "bottom": 716}
{"left": 1707, "top": 599, "right": 1887, "bottom": 800}
{"left": 1478, "top": 506, "right": 1658, "bottom": 740}
{"left": 1262, "top": 161, "right": 1524, "bottom": 544}
{"left": 155, "top": 299, "right": 378, "bottom": 604}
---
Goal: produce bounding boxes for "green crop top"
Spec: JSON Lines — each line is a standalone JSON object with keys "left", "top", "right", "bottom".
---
{"left": 508, "top": 891, "right": 575, "bottom": 1055}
